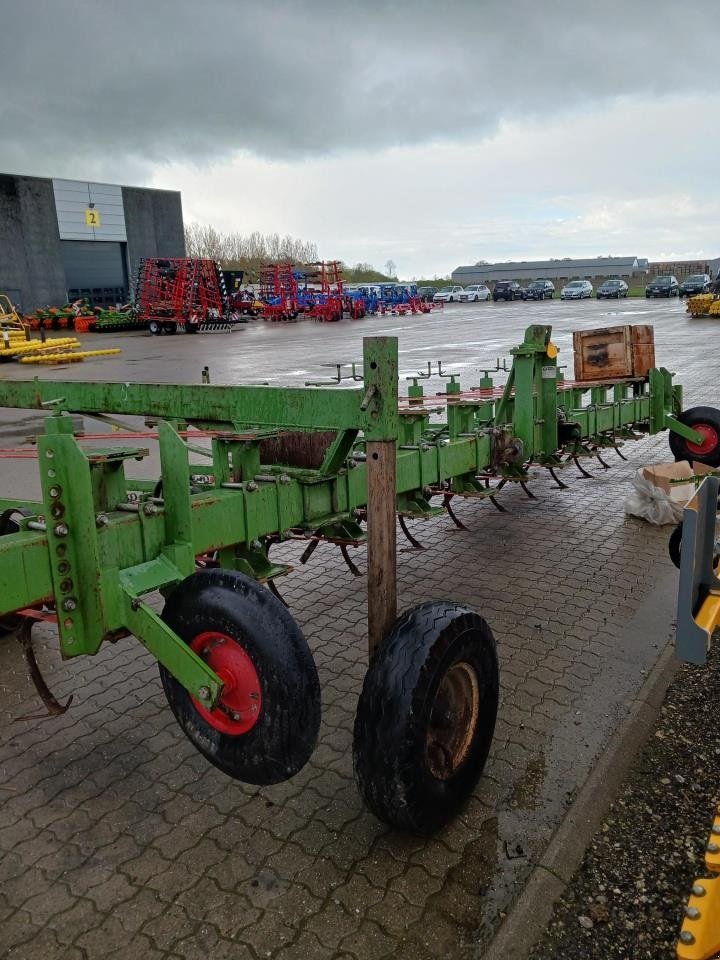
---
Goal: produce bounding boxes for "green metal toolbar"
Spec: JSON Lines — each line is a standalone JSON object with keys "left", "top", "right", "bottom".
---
{"left": 0, "top": 323, "right": 705, "bottom": 724}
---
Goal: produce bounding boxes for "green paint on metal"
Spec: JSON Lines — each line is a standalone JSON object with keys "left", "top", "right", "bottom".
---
{"left": 0, "top": 326, "right": 698, "bottom": 704}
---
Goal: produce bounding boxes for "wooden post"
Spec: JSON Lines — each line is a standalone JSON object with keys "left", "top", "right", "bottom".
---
{"left": 366, "top": 439, "right": 397, "bottom": 657}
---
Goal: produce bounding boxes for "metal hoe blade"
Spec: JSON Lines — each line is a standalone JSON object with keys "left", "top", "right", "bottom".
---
{"left": 15, "top": 621, "right": 73, "bottom": 721}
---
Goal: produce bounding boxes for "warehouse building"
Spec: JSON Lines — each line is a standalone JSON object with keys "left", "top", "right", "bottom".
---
{"left": 0, "top": 173, "right": 185, "bottom": 312}
{"left": 452, "top": 256, "right": 647, "bottom": 286}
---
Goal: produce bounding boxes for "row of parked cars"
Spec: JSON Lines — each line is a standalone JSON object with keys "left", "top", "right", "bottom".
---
{"left": 420, "top": 273, "right": 715, "bottom": 304}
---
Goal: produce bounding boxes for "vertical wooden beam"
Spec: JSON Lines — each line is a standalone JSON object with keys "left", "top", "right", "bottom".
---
{"left": 362, "top": 336, "right": 399, "bottom": 659}
{"left": 366, "top": 439, "right": 397, "bottom": 657}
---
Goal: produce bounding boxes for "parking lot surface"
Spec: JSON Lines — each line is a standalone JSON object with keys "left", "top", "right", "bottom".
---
{"left": 0, "top": 298, "right": 715, "bottom": 959}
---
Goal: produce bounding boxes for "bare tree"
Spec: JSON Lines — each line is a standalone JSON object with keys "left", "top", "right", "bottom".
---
{"left": 384, "top": 259, "right": 397, "bottom": 279}
{"left": 184, "top": 223, "right": 319, "bottom": 281}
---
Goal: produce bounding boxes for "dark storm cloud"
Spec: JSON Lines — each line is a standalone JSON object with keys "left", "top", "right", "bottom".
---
{"left": 1, "top": 0, "right": 718, "bottom": 173}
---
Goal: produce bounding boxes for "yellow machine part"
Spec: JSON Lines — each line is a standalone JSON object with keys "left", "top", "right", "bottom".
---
{"left": 0, "top": 293, "right": 29, "bottom": 333}
{"left": 677, "top": 807, "right": 720, "bottom": 959}
{"left": 0, "top": 337, "right": 79, "bottom": 358}
{"left": 19, "top": 349, "right": 121, "bottom": 364}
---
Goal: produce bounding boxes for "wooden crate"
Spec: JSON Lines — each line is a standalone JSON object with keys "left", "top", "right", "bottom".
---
{"left": 573, "top": 324, "right": 655, "bottom": 381}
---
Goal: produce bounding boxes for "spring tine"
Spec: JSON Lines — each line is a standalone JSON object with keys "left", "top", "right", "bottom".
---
{"left": 340, "top": 543, "right": 362, "bottom": 576}
{"left": 299, "top": 534, "right": 321, "bottom": 565}
{"left": 267, "top": 579, "right": 289, "bottom": 607}
{"left": 495, "top": 479, "right": 507, "bottom": 492}
{"left": 398, "top": 514, "right": 425, "bottom": 550}
{"left": 15, "top": 621, "right": 73, "bottom": 721}
{"left": 613, "top": 445, "right": 629, "bottom": 461}
{"left": 548, "top": 467, "right": 568, "bottom": 490}
{"left": 594, "top": 450, "right": 611, "bottom": 469}
{"left": 520, "top": 481, "right": 537, "bottom": 500}
{"left": 490, "top": 496, "right": 508, "bottom": 513}
{"left": 572, "top": 456, "right": 594, "bottom": 479}
{"left": 443, "top": 494, "right": 468, "bottom": 530}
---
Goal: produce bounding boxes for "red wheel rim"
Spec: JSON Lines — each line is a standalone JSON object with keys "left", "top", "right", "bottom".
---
{"left": 686, "top": 423, "right": 719, "bottom": 456}
{"left": 190, "top": 631, "right": 262, "bottom": 735}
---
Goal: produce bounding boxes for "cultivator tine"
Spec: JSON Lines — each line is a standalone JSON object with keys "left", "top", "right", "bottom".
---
{"left": 572, "top": 456, "right": 594, "bottom": 479}
{"left": 489, "top": 495, "right": 508, "bottom": 513}
{"left": 443, "top": 494, "right": 468, "bottom": 530}
{"left": 548, "top": 467, "right": 568, "bottom": 490}
{"left": 15, "top": 621, "right": 73, "bottom": 721}
{"left": 299, "top": 535, "right": 321, "bottom": 565}
{"left": 398, "top": 514, "right": 425, "bottom": 550}
{"left": 340, "top": 544, "right": 363, "bottom": 576}
{"left": 594, "top": 450, "right": 611, "bottom": 469}
{"left": 519, "top": 481, "right": 537, "bottom": 500}
{"left": 267, "top": 579, "right": 289, "bottom": 607}
{"left": 613, "top": 445, "right": 629, "bottom": 461}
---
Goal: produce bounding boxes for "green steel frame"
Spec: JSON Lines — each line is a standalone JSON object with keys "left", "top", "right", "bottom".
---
{"left": 0, "top": 324, "right": 703, "bottom": 711}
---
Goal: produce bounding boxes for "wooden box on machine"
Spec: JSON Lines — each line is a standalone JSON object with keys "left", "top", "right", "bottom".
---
{"left": 572, "top": 324, "right": 655, "bottom": 381}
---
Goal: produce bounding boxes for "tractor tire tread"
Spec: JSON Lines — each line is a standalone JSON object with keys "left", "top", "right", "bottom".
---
{"left": 353, "top": 601, "right": 498, "bottom": 834}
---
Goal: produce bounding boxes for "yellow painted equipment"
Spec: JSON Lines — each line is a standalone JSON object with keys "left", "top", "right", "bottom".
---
{"left": 19, "top": 348, "right": 122, "bottom": 364}
{"left": 675, "top": 480, "right": 720, "bottom": 958}
{"left": 0, "top": 294, "right": 29, "bottom": 336}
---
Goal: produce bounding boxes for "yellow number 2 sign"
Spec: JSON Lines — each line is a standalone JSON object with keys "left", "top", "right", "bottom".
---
{"left": 84, "top": 208, "right": 101, "bottom": 227}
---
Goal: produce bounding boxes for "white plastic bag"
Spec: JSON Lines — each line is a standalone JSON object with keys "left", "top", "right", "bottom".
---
{"left": 624, "top": 468, "right": 684, "bottom": 525}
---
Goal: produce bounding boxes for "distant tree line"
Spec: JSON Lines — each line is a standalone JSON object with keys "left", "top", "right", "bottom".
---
{"left": 184, "top": 223, "right": 319, "bottom": 282}
{"left": 184, "top": 223, "right": 398, "bottom": 284}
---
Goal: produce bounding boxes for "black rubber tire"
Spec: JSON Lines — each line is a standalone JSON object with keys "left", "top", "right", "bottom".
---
{"left": 353, "top": 601, "right": 499, "bottom": 834}
{"left": 668, "top": 406, "right": 720, "bottom": 467}
{"left": 159, "top": 568, "right": 320, "bottom": 785}
{"left": 668, "top": 521, "right": 682, "bottom": 569}
{"left": 148, "top": 320, "right": 161, "bottom": 335}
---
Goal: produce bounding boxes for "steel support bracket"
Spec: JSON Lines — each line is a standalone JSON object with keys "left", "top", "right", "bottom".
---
{"left": 665, "top": 415, "right": 706, "bottom": 446}
{"left": 119, "top": 581, "right": 222, "bottom": 708}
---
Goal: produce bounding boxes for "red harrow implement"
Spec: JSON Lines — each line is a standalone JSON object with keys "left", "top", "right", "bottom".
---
{"left": 137, "top": 258, "right": 238, "bottom": 335}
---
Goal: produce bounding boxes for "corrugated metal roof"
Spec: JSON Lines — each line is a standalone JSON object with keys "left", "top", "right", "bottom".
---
{"left": 454, "top": 256, "right": 639, "bottom": 275}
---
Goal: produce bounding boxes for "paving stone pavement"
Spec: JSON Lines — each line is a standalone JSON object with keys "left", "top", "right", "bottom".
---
{"left": 0, "top": 299, "right": 715, "bottom": 959}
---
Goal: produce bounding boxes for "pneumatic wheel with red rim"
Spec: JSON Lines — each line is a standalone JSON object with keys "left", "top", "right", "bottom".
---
{"left": 669, "top": 406, "right": 720, "bottom": 467}
{"left": 159, "top": 569, "right": 321, "bottom": 784}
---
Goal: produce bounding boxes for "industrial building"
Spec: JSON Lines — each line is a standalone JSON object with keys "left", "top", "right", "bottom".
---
{"left": 452, "top": 255, "right": 720, "bottom": 288}
{"left": 452, "top": 256, "right": 647, "bottom": 286}
{"left": 0, "top": 173, "right": 185, "bottom": 312}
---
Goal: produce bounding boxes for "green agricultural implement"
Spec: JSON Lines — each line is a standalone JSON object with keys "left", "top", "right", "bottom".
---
{"left": 1, "top": 323, "right": 719, "bottom": 833}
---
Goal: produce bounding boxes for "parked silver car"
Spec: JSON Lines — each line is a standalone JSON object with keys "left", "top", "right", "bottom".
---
{"left": 560, "top": 280, "right": 593, "bottom": 300}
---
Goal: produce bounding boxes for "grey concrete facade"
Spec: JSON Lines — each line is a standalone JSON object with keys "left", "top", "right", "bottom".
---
{"left": 0, "top": 174, "right": 185, "bottom": 312}
{"left": 122, "top": 186, "right": 186, "bottom": 292}
{"left": 0, "top": 175, "right": 67, "bottom": 312}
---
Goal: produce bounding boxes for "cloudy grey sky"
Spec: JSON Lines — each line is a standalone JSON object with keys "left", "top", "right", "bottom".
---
{"left": 2, "top": 0, "right": 719, "bottom": 276}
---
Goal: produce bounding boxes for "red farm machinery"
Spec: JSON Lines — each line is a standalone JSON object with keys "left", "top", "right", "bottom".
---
{"left": 258, "top": 263, "right": 301, "bottom": 321}
{"left": 136, "top": 258, "right": 243, "bottom": 335}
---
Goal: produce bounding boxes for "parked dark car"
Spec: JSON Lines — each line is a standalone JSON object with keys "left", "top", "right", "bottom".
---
{"left": 492, "top": 280, "right": 523, "bottom": 302}
{"left": 645, "top": 275, "right": 679, "bottom": 298}
{"left": 596, "top": 279, "right": 629, "bottom": 299}
{"left": 417, "top": 286, "right": 437, "bottom": 302}
{"left": 523, "top": 279, "right": 555, "bottom": 300}
{"left": 679, "top": 274, "right": 711, "bottom": 297}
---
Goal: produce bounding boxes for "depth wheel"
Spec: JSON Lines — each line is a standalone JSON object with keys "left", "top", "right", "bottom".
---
{"left": 669, "top": 406, "right": 720, "bottom": 467}
{"left": 353, "top": 601, "right": 498, "bottom": 834}
{"left": 148, "top": 320, "right": 161, "bottom": 336}
{"left": 160, "top": 569, "right": 320, "bottom": 784}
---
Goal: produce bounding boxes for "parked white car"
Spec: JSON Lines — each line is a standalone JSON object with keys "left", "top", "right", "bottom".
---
{"left": 433, "top": 285, "right": 464, "bottom": 303}
{"left": 458, "top": 284, "right": 491, "bottom": 302}
{"left": 560, "top": 280, "right": 593, "bottom": 300}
